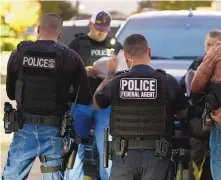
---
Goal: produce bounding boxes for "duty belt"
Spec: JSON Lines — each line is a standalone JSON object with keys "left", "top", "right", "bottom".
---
{"left": 22, "top": 113, "right": 61, "bottom": 127}
{"left": 127, "top": 139, "right": 156, "bottom": 149}
{"left": 111, "top": 138, "right": 156, "bottom": 151}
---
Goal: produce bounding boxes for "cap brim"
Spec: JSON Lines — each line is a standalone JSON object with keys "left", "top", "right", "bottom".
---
{"left": 94, "top": 24, "right": 110, "bottom": 31}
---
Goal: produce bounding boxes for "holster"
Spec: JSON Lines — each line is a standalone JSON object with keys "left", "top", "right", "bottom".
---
{"left": 189, "top": 116, "right": 210, "bottom": 140}
{"left": 112, "top": 138, "right": 128, "bottom": 158}
{"left": 155, "top": 138, "right": 172, "bottom": 159}
{"left": 206, "top": 93, "right": 219, "bottom": 111}
{"left": 4, "top": 109, "right": 23, "bottom": 134}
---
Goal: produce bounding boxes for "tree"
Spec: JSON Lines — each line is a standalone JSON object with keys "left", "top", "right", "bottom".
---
{"left": 156, "top": 1, "right": 212, "bottom": 10}
{"left": 137, "top": 1, "right": 212, "bottom": 11}
{"left": 38, "top": 1, "right": 78, "bottom": 21}
{"left": 1, "top": 0, "right": 40, "bottom": 36}
{"left": 139, "top": 1, "right": 156, "bottom": 9}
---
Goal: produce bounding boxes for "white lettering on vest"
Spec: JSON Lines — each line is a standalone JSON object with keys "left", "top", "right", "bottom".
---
{"left": 120, "top": 78, "right": 157, "bottom": 99}
{"left": 23, "top": 56, "right": 55, "bottom": 69}
{"left": 91, "top": 48, "right": 115, "bottom": 57}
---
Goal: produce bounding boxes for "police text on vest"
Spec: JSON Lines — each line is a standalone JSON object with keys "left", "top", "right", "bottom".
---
{"left": 23, "top": 56, "right": 56, "bottom": 69}
{"left": 120, "top": 78, "right": 157, "bottom": 99}
{"left": 91, "top": 48, "right": 115, "bottom": 57}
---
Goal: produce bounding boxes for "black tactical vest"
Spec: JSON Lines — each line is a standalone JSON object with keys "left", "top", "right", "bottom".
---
{"left": 75, "top": 33, "right": 117, "bottom": 95}
{"left": 110, "top": 70, "right": 173, "bottom": 139}
{"left": 75, "top": 33, "right": 116, "bottom": 66}
{"left": 15, "top": 41, "right": 67, "bottom": 115}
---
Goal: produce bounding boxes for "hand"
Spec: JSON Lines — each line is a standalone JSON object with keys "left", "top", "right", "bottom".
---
{"left": 85, "top": 66, "right": 97, "bottom": 77}
{"left": 106, "top": 56, "right": 118, "bottom": 73}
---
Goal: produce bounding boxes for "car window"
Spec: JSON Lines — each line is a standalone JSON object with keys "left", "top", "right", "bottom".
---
{"left": 116, "top": 16, "right": 221, "bottom": 59}
{"left": 60, "top": 25, "right": 122, "bottom": 46}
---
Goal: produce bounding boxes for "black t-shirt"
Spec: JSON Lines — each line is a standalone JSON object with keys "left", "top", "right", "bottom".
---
{"left": 69, "top": 33, "right": 123, "bottom": 95}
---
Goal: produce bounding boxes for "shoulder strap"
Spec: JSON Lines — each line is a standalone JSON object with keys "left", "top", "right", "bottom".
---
{"left": 114, "top": 70, "right": 129, "bottom": 78}
{"left": 53, "top": 43, "right": 68, "bottom": 70}
{"left": 155, "top": 69, "right": 166, "bottom": 74}
{"left": 17, "top": 40, "right": 34, "bottom": 52}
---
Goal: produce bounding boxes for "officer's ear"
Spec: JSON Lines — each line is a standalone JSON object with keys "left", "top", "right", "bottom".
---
{"left": 148, "top": 47, "right": 151, "bottom": 58}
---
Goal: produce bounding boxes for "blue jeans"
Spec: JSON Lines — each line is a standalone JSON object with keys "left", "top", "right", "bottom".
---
{"left": 66, "top": 104, "right": 112, "bottom": 180}
{"left": 210, "top": 122, "right": 221, "bottom": 180}
{"left": 2, "top": 125, "right": 64, "bottom": 180}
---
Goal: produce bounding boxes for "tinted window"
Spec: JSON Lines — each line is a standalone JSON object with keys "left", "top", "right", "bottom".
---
{"left": 60, "top": 26, "right": 121, "bottom": 46}
{"left": 117, "top": 15, "right": 221, "bottom": 59}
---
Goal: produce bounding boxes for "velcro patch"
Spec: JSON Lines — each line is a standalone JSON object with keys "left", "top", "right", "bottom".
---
{"left": 119, "top": 78, "right": 157, "bottom": 99}
{"left": 22, "top": 56, "right": 56, "bottom": 69}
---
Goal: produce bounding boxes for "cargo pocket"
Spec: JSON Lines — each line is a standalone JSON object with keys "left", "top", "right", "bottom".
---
{"left": 51, "top": 136, "right": 64, "bottom": 157}
{"left": 9, "top": 132, "right": 27, "bottom": 157}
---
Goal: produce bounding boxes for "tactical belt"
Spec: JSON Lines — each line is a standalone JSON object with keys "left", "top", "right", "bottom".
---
{"left": 111, "top": 138, "right": 156, "bottom": 151}
{"left": 22, "top": 113, "right": 61, "bottom": 127}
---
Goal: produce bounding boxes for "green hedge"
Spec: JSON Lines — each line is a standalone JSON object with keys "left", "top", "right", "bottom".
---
{"left": 1, "top": 75, "right": 6, "bottom": 84}
{"left": 1, "top": 36, "right": 37, "bottom": 52}
{"left": 1, "top": 38, "right": 21, "bottom": 52}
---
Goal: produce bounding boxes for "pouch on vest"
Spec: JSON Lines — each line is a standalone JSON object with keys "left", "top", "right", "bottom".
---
{"left": 15, "top": 80, "right": 24, "bottom": 104}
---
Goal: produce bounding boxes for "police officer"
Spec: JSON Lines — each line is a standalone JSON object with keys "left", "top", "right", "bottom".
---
{"left": 93, "top": 34, "right": 189, "bottom": 180}
{"left": 2, "top": 13, "right": 91, "bottom": 180}
{"left": 191, "top": 30, "right": 221, "bottom": 180}
{"left": 67, "top": 11, "right": 122, "bottom": 180}
{"left": 179, "top": 30, "right": 221, "bottom": 180}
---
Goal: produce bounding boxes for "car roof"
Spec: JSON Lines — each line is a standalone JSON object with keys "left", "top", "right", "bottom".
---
{"left": 115, "top": 10, "right": 221, "bottom": 37}
{"left": 63, "top": 19, "right": 125, "bottom": 27}
{"left": 129, "top": 10, "right": 221, "bottom": 20}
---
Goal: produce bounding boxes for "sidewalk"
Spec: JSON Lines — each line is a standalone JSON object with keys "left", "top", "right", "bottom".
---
{"left": 0, "top": 84, "right": 15, "bottom": 144}
{"left": 0, "top": 121, "right": 13, "bottom": 144}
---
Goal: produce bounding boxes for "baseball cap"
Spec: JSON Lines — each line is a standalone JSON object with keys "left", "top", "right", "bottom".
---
{"left": 90, "top": 11, "right": 112, "bottom": 31}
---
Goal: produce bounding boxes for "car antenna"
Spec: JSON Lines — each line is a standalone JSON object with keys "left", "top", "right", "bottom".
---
{"left": 188, "top": 8, "right": 193, "bottom": 17}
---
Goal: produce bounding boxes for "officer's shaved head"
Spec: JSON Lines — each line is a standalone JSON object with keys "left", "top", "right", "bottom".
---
{"left": 38, "top": 13, "right": 63, "bottom": 40}
{"left": 124, "top": 34, "right": 149, "bottom": 58}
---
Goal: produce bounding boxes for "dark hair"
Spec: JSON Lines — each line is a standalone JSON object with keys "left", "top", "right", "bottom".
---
{"left": 207, "top": 29, "right": 221, "bottom": 40}
{"left": 123, "top": 34, "right": 149, "bottom": 58}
